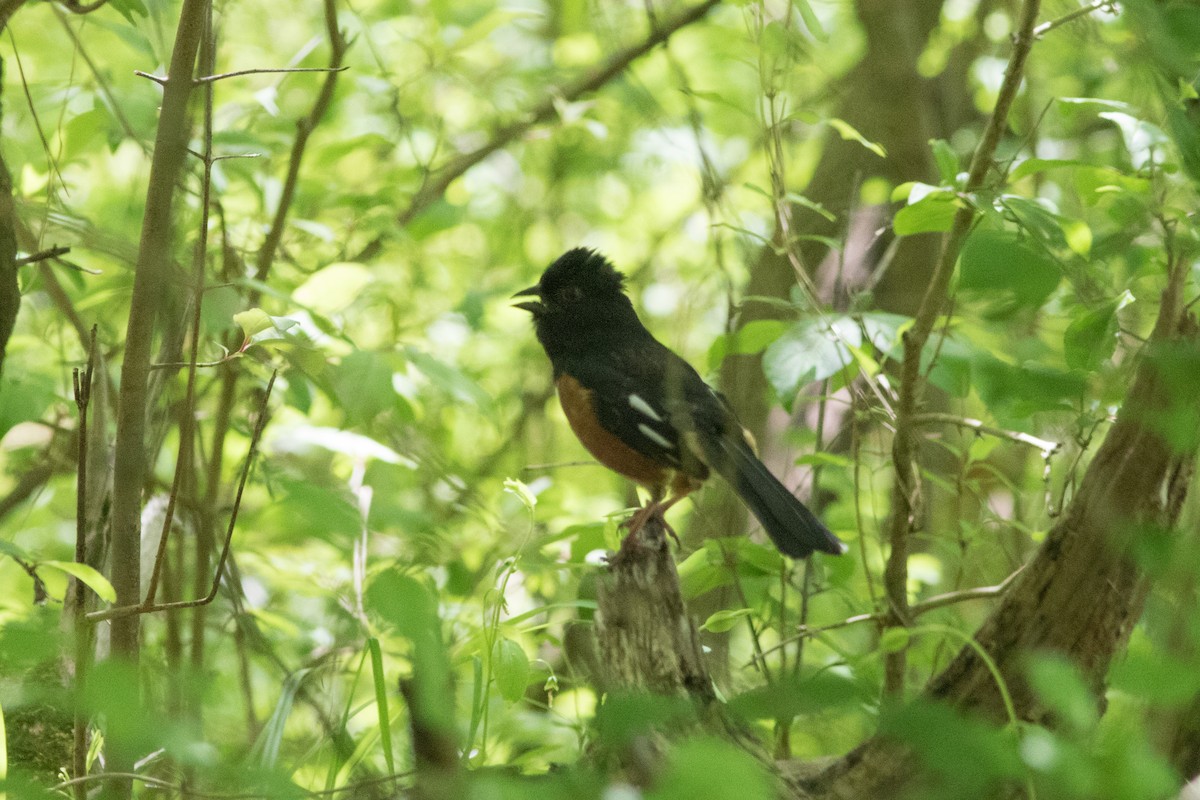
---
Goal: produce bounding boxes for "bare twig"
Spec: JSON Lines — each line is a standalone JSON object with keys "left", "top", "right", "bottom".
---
{"left": 249, "top": 0, "right": 346, "bottom": 301}
{"left": 912, "top": 412, "right": 1061, "bottom": 456}
{"left": 71, "top": 326, "right": 97, "bottom": 800}
{"left": 1033, "top": 0, "right": 1116, "bottom": 37}
{"left": 751, "top": 567, "right": 1025, "bottom": 665}
{"left": 16, "top": 244, "right": 71, "bottom": 265}
{"left": 88, "top": 370, "right": 276, "bottom": 623}
{"left": 194, "top": 65, "right": 348, "bottom": 84}
{"left": 882, "top": 0, "right": 1042, "bottom": 697}
{"left": 142, "top": 10, "right": 222, "bottom": 609}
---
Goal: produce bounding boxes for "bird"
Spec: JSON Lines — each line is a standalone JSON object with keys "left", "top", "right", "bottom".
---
{"left": 514, "top": 247, "right": 846, "bottom": 559}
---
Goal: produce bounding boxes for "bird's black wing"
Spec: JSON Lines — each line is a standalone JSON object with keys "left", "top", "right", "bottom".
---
{"left": 556, "top": 336, "right": 709, "bottom": 472}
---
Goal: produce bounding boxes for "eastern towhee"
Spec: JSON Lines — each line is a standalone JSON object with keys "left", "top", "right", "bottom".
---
{"left": 515, "top": 248, "right": 846, "bottom": 559}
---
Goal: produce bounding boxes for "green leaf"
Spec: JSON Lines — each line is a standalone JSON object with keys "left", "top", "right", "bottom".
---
{"left": 829, "top": 118, "right": 886, "bottom": 158}
{"left": 784, "top": 192, "right": 838, "bottom": 222}
{"left": 367, "top": 638, "right": 396, "bottom": 773}
{"left": 1063, "top": 291, "right": 1131, "bottom": 370}
{"left": 233, "top": 308, "right": 274, "bottom": 339}
{"left": 493, "top": 638, "right": 530, "bottom": 703}
{"left": 700, "top": 607, "right": 753, "bottom": 633}
{"left": 706, "top": 319, "right": 789, "bottom": 371}
{"left": 1009, "top": 157, "right": 1092, "bottom": 182}
{"left": 763, "top": 315, "right": 862, "bottom": 405}
{"left": 333, "top": 351, "right": 399, "bottom": 425}
{"left": 677, "top": 549, "right": 732, "bottom": 599}
{"left": 881, "top": 700, "right": 1022, "bottom": 792}
{"left": 1027, "top": 654, "right": 1098, "bottom": 734}
{"left": 502, "top": 477, "right": 537, "bottom": 511}
{"left": 40, "top": 561, "right": 116, "bottom": 603}
{"left": 879, "top": 627, "right": 910, "bottom": 653}
{"left": 958, "top": 229, "right": 1061, "bottom": 309}
{"left": 293, "top": 262, "right": 375, "bottom": 314}
{"left": 930, "top": 138, "right": 959, "bottom": 183}
{"left": 648, "top": 737, "right": 774, "bottom": 800}
{"left": 406, "top": 348, "right": 494, "bottom": 413}
{"left": 729, "top": 671, "right": 866, "bottom": 720}
{"left": 973, "top": 356, "right": 1087, "bottom": 418}
{"left": 894, "top": 193, "right": 958, "bottom": 235}
{"left": 1099, "top": 111, "right": 1172, "bottom": 171}
{"left": 793, "top": 0, "right": 827, "bottom": 41}
{"left": 0, "top": 363, "right": 56, "bottom": 440}
{"left": 1110, "top": 647, "right": 1200, "bottom": 706}
{"left": 595, "top": 693, "right": 697, "bottom": 748}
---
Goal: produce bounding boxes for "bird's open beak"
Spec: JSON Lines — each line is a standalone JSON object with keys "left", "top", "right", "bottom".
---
{"left": 512, "top": 285, "right": 544, "bottom": 314}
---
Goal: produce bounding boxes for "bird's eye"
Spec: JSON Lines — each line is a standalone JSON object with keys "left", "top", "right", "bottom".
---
{"left": 557, "top": 285, "right": 583, "bottom": 303}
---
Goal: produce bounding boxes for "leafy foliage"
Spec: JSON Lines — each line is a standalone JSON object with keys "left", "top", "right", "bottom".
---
{"left": 0, "top": 0, "right": 1198, "bottom": 798}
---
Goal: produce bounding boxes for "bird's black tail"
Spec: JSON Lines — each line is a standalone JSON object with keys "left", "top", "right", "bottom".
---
{"left": 701, "top": 435, "right": 846, "bottom": 558}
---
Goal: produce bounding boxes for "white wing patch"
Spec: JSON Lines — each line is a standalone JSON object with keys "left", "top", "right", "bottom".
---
{"left": 628, "top": 393, "right": 665, "bottom": 422}
{"left": 637, "top": 423, "right": 674, "bottom": 450}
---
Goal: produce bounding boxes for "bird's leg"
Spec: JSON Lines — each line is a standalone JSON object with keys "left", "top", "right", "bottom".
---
{"left": 619, "top": 490, "right": 681, "bottom": 548}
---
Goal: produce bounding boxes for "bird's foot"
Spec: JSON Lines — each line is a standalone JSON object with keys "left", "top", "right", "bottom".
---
{"left": 618, "top": 502, "right": 680, "bottom": 549}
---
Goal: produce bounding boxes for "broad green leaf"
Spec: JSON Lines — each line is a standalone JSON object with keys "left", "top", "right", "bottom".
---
{"left": 595, "top": 692, "right": 697, "bottom": 747}
{"left": 729, "top": 671, "right": 866, "bottom": 720}
{"left": 406, "top": 348, "right": 494, "bottom": 413}
{"left": 700, "top": 607, "right": 752, "bottom": 633}
{"left": 958, "top": 229, "right": 1061, "bottom": 309}
{"left": 881, "top": 700, "right": 1023, "bottom": 792}
{"left": 40, "top": 561, "right": 117, "bottom": 603}
{"left": 930, "top": 138, "right": 959, "bottom": 183}
{"left": 648, "top": 737, "right": 774, "bottom": 800}
{"left": 880, "top": 627, "right": 910, "bottom": 653}
{"left": 763, "top": 316, "right": 862, "bottom": 405}
{"left": 973, "top": 355, "right": 1087, "bottom": 418}
{"left": 333, "top": 351, "right": 399, "bottom": 425}
{"left": 1009, "top": 158, "right": 1092, "bottom": 182}
{"left": 294, "top": 262, "right": 374, "bottom": 314}
{"left": 493, "top": 638, "right": 530, "bottom": 703}
{"left": 894, "top": 193, "right": 958, "bottom": 235}
{"left": 706, "top": 319, "right": 789, "bottom": 371}
{"left": 1099, "top": 111, "right": 1172, "bottom": 171}
{"left": 0, "top": 359, "right": 56, "bottom": 440}
{"left": 1063, "top": 291, "right": 1131, "bottom": 370}
{"left": 1111, "top": 647, "right": 1200, "bottom": 706}
{"left": 1027, "top": 654, "right": 1098, "bottom": 734}
{"left": 233, "top": 308, "right": 274, "bottom": 339}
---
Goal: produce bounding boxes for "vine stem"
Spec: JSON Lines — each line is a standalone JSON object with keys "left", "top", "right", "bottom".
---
{"left": 882, "top": 0, "right": 1043, "bottom": 697}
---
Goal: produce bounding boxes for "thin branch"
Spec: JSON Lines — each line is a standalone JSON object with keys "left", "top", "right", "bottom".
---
{"left": 751, "top": 567, "right": 1025, "bottom": 665}
{"left": 1033, "top": 0, "right": 1116, "bottom": 37}
{"left": 16, "top": 244, "right": 70, "bottom": 265}
{"left": 912, "top": 412, "right": 1061, "bottom": 456}
{"left": 249, "top": 0, "right": 346, "bottom": 300}
{"left": 396, "top": 0, "right": 720, "bottom": 226}
{"left": 142, "top": 20, "right": 221, "bottom": 608}
{"left": 87, "top": 370, "right": 276, "bottom": 623}
{"left": 132, "top": 70, "right": 167, "bottom": 85}
{"left": 882, "top": 0, "right": 1042, "bottom": 697}
{"left": 71, "top": 326, "right": 97, "bottom": 800}
{"left": 193, "top": 65, "right": 348, "bottom": 84}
